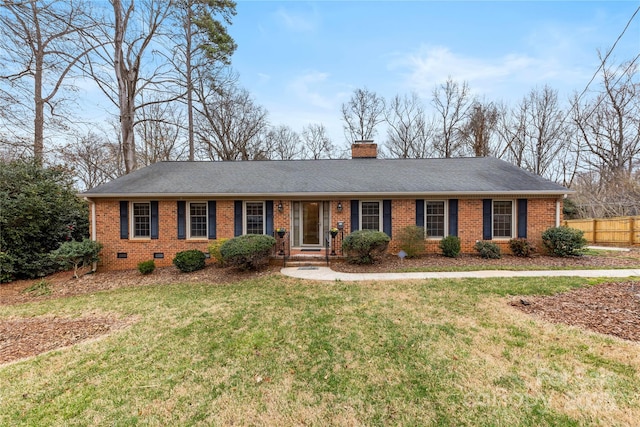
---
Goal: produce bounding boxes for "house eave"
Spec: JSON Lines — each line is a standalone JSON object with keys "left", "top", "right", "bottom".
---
{"left": 82, "top": 190, "right": 573, "bottom": 200}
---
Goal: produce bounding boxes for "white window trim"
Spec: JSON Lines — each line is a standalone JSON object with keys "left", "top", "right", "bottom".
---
{"left": 424, "top": 200, "right": 448, "bottom": 239}
{"left": 243, "top": 201, "right": 266, "bottom": 235}
{"left": 130, "top": 201, "right": 151, "bottom": 239}
{"left": 187, "top": 201, "right": 208, "bottom": 240}
{"left": 359, "top": 200, "right": 382, "bottom": 231}
{"left": 492, "top": 199, "right": 516, "bottom": 239}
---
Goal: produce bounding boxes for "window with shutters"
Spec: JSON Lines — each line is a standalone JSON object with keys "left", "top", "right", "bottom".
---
{"left": 360, "top": 201, "right": 381, "bottom": 231}
{"left": 188, "top": 202, "right": 207, "bottom": 238}
{"left": 132, "top": 202, "right": 151, "bottom": 238}
{"left": 244, "top": 201, "right": 265, "bottom": 234}
{"left": 425, "top": 201, "right": 447, "bottom": 238}
{"left": 493, "top": 200, "right": 514, "bottom": 238}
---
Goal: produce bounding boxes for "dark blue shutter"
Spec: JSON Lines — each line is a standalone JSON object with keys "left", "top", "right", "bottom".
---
{"left": 350, "top": 200, "right": 359, "bottom": 232}
{"left": 234, "top": 201, "right": 243, "bottom": 236}
{"left": 265, "top": 200, "right": 274, "bottom": 236}
{"left": 150, "top": 201, "right": 159, "bottom": 239}
{"left": 208, "top": 201, "right": 217, "bottom": 239}
{"left": 119, "top": 201, "right": 129, "bottom": 239}
{"left": 482, "top": 199, "right": 492, "bottom": 240}
{"left": 415, "top": 199, "right": 424, "bottom": 227}
{"left": 448, "top": 199, "right": 458, "bottom": 237}
{"left": 383, "top": 200, "right": 392, "bottom": 238}
{"left": 517, "top": 199, "right": 528, "bottom": 238}
{"left": 177, "top": 201, "right": 186, "bottom": 239}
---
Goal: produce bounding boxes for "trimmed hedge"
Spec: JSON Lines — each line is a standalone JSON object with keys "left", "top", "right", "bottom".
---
{"left": 542, "top": 226, "right": 587, "bottom": 257}
{"left": 220, "top": 234, "right": 276, "bottom": 270}
{"left": 138, "top": 260, "right": 156, "bottom": 275}
{"left": 173, "top": 250, "right": 206, "bottom": 272}
{"left": 439, "top": 236, "right": 461, "bottom": 258}
{"left": 52, "top": 239, "right": 103, "bottom": 278}
{"left": 342, "top": 230, "right": 390, "bottom": 264}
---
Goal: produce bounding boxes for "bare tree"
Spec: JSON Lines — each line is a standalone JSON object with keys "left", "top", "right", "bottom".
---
{"left": 341, "top": 87, "right": 385, "bottom": 143}
{"left": 383, "top": 92, "right": 433, "bottom": 158}
{"left": 460, "top": 100, "right": 499, "bottom": 157}
{"left": 136, "top": 96, "right": 188, "bottom": 166}
{"left": 57, "top": 131, "right": 123, "bottom": 190}
{"left": 572, "top": 56, "right": 640, "bottom": 181}
{"left": 263, "top": 125, "right": 302, "bottom": 160}
{"left": 301, "top": 123, "right": 335, "bottom": 159}
{"left": 195, "top": 84, "right": 269, "bottom": 160}
{"left": 431, "top": 78, "right": 472, "bottom": 158}
{"left": 84, "top": 0, "right": 175, "bottom": 173}
{"left": 0, "top": 0, "right": 94, "bottom": 164}
{"left": 497, "top": 86, "right": 569, "bottom": 181}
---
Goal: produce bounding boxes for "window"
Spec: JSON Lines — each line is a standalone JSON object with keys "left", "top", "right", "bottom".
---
{"left": 493, "top": 200, "right": 514, "bottom": 238}
{"left": 245, "top": 201, "right": 265, "bottom": 234}
{"left": 425, "top": 201, "right": 446, "bottom": 238}
{"left": 360, "top": 201, "right": 381, "bottom": 231}
{"left": 132, "top": 202, "right": 150, "bottom": 238}
{"left": 189, "top": 202, "right": 207, "bottom": 238}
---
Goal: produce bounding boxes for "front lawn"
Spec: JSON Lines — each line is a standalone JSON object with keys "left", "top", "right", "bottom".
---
{"left": 1, "top": 275, "right": 638, "bottom": 426}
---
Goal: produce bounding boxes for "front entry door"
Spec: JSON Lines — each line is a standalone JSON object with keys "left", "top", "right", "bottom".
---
{"left": 302, "top": 202, "right": 321, "bottom": 245}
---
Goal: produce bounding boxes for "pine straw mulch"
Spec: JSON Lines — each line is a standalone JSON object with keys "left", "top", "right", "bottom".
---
{"left": 1, "top": 249, "right": 639, "bottom": 365}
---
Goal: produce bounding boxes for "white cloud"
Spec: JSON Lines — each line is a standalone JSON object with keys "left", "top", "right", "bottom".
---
{"left": 287, "top": 71, "right": 334, "bottom": 110}
{"left": 273, "top": 7, "right": 318, "bottom": 32}
{"left": 391, "top": 44, "right": 590, "bottom": 102}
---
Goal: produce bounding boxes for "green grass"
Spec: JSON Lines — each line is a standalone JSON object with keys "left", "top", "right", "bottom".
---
{"left": 1, "top": 275, "right": 639, "bottom": 426}
{"left": 394, "top": 264, "right": 639, "bottom": 273}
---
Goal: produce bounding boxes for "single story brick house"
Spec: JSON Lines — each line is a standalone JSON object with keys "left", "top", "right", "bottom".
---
{"left": 82, "top": 142, "right": 571, "bottom": 271}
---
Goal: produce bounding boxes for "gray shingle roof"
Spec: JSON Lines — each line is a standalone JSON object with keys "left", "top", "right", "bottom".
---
{"left": 82, "top": 157, "right": 570, "bottom": 198}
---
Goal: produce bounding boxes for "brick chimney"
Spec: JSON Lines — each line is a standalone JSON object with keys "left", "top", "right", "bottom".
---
{"left": 351, "top": 140, "right": 377, "bottom": 158}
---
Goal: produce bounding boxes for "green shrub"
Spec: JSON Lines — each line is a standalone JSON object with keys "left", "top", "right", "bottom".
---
{"left": 542, "top": 226, "right": 587, "bottom": 257}
{"left": 0, "top": 252, "right": 16, "bottom": 283}
{"left": 138, "top": 260, "right": 156, "bottom": 275}
{"left": 52, "top": 239, "right": 103, "bottom": 278}
{"left": 207, "top": 238, "right": 229, "bottom": 267}
{"left": 342, "top": 230, "right": 390, "bottom": 264}
{"left": 396, "top": 225, "right": 425, "bottom": 258}
{"left": 509, "top": 238, "right": 535, "bottom": 257}
{"left": 474, "top": 241, "right": 502, "bottom": 259}
{"left": 173, "top": 250, "right": 206, "bottom": 272}
{"left": 220, "top": 234, "right": 276, "bottom": 270}
{"left": 0, "top": 160, "right": 89, "bottom": 281}
{"left": 439, "top": 235, "right": 461, "bottom": 258}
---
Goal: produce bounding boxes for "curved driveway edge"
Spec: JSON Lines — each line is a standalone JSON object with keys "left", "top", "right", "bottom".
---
{"left": 280, "top": 267, "right": 640, "bottom": 282}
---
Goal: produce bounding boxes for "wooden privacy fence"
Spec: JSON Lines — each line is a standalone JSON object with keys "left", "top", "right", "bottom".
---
{"left": 562, "top": 216, "right": 640, "bottom": 246}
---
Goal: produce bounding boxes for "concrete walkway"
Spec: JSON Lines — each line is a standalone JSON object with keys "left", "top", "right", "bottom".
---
{"left": 281, "top": 266, "right": 640, "bottom": 282}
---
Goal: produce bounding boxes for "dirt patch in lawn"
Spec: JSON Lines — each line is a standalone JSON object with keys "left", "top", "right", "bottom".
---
{"left": 0, "top": 249, "right": 638, "bottom": 365}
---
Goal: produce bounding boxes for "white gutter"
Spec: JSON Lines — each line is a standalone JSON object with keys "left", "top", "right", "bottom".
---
{"left": 556, "top": 198, "right": 562, "bottom": 227}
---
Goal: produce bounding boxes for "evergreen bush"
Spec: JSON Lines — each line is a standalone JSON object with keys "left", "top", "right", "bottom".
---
{"left": 342, "top": 230, "right": 390, "bottom": 264}
{"left": 52, "top": 239, "right": 103, "bottom": 278}
{"left": 474, "top": 241, "right": 502, "bottom": 259}
{"left": 439, "top": 235, "right": 461, "bottom": 258}
{"left": 173, "top": 250, "right": 206, "bottom": 272}
{"left": 220, "top": 234, "right": 276, "bottom": 270}
{"left": 542, "top": 226, "right": 587, "bottom": 257}
{"left": 207, "top": 238, "right": 229, "bottom": 267}
{"left": 138, "top": 260, "right": 156, "bottom": 275}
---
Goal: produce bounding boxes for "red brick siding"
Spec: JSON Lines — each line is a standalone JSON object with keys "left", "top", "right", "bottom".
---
{"left": 91, "top": 197, "right": 560, "bottom": 270}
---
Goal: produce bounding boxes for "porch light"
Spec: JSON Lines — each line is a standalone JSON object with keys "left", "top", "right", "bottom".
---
{"left": 337, "top": 201, "right": 343, "bottom": 212}
{"left": 277, "top": 201, "right": 283, "bottom": 212}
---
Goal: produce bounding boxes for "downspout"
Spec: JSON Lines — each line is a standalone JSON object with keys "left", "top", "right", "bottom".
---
{"left": 556, "top": 196, "right": 564, "bottom": 227}
{"left": 87, "top": 198, "right": 98, "bottom": 272}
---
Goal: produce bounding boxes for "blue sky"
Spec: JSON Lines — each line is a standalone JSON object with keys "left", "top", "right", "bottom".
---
{"left": 229, "top": 1, "right": 640, "bottom": 145}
